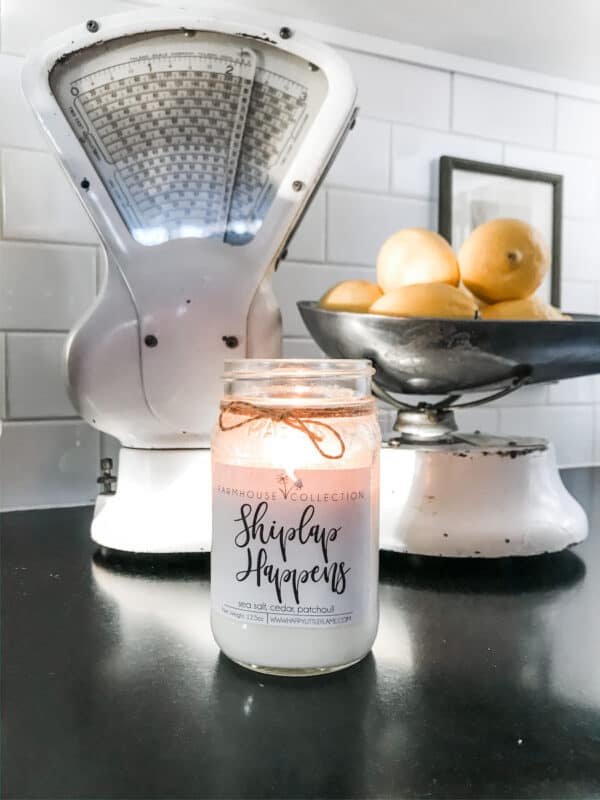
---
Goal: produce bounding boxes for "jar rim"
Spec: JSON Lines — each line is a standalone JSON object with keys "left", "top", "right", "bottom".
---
{"left": 223, "top": 358, "right": 374, "bottom": 378}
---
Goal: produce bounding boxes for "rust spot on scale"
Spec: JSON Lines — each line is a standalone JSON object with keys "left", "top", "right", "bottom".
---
{"left": 454, "top": 445, "right": 546, "bottom": 459}
{"left": 493, "top": 447, "right": 545, "bottom": 458}
{"left": 238, "top": 32, "right": 278, "bottom": 45}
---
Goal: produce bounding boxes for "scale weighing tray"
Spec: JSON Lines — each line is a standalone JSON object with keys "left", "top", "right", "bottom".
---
{"left": 298, "top": 301, "right": 600, "bottom": 395}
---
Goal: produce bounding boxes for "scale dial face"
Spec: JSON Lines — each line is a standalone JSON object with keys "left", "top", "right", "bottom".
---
{"left": 50, "top": 30, "right": 327, "bottom": 246}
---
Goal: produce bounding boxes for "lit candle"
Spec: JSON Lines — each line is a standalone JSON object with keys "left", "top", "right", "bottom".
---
{"left": 211, "top": 359, "right": 380, "bottom": 676}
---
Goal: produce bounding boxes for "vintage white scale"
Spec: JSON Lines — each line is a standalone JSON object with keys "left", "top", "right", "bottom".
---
{"left": 299, "top": 303, "right": 599, "bottom": 556}
{"left": 23, "top": 8, "right": 356, "bottom": 555}
{"left": 24, "top": 8, "right": 598, "bottom": 558}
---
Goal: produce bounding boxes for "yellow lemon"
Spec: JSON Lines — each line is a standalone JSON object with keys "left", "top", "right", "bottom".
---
{"left": 318, "top": 280, "right": 382, "bottom": 313}
{"left": 460, "top": 283, "right": 487, "bottom": 310}
{"left": 482, "top": 297, "right": 570, "bottom": 320}
{"left": 376, "top": 228, "right": 460, "bottom": 292}
{"left": 369, "top": 283, "right": 478, "bottom": 319}
{"left": 459, "top": 218, "right": 550, "bottom": 303}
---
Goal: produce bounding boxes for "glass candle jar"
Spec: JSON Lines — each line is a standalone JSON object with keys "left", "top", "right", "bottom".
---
{"left": 211, "top": 359, "right": 380, "bottom": 676}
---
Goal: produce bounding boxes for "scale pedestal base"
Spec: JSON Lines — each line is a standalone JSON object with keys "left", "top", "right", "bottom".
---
{"left": 92, "top": 448, "right": 212, "bottom": 554}
{"left": 92, "top": 438, "right": 587, "bottom": 559}
{"left": 380, "top": 435, "right": 588, "bottom": 557}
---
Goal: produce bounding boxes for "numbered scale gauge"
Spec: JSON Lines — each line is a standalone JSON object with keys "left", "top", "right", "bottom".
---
{"left": 23, "top": 9, "right": 357, "bottom": 554}
{"left": 51, "top": 32, "right": 327, "bottom": 247}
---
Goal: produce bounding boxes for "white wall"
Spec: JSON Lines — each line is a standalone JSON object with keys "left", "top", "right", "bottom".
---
{"left": 1, "top": 0, "right": 600, "bottom": 510}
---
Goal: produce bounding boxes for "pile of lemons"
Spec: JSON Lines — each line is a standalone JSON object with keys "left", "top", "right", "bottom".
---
{"left": 318, "top": 219, "right": 569, "bottom": 320}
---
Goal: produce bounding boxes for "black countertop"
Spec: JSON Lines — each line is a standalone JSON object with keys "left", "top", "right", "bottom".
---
{"left": 3, "top": 468, "right": 600, "bottom": 800}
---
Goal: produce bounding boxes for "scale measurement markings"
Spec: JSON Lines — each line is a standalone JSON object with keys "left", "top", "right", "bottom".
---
{"left": 57, "top": 44, "right": 312, "bottom": 243}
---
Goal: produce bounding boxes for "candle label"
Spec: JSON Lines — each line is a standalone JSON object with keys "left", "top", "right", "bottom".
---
{"left": 212, "top": 463, "right": 374, "bottom": 628}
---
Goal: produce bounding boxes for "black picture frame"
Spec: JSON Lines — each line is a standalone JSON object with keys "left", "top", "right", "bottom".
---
{"left": 438, "top": 156, "right": 563, "bottom": 306}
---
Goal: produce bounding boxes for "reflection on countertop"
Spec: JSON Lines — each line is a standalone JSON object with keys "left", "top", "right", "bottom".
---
{"left": 2, "top": 467, "right": 600, "bottom": 799}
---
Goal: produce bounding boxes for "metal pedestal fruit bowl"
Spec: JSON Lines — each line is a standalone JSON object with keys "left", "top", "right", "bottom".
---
{"left": 297, "top": 301, "right": 600, "bottom": 396}
{"left": 297, "top": 301, "right": 598, "bottom": 558}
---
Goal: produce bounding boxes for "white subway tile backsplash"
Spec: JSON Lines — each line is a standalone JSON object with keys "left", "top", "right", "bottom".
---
{"left": 595, "top": 405, "right": 600, "bottom": 466}
{"left": 6, "top": 333, "right": 75, "bottom": 418}
{"left": 282, "top": 338, "right": 323, "bottom": 358}
{"left": 0, "top": 241, "right": 96, "bottom": 330}
{"left": 378, "top": 407, "right": 397, "bottom": 439}
{"left": 286, "top": 189, "right": 325, "bottom": 262}
{"left": 1, "top": 149, "right": 98, "bottom": 243}
{"left": 498, "top": 405, "right": 594, "bottom": 467}
{"left": 0, "top": 54, "right": 46, "bottom": 149}
{"left": 405, "top": 385, "right": 549, "bottom": 409}
{"left": 556, "top": 95, "right": 600, "bottom": 158}
{"left": 562, "top": 219, "right": 600, "bottom": 282}
{"left": 339, "top": 48, "right": 451, "bottom": 130}
{"left": 392, "top": 125, "right": 503, "bottom": 198}
{"left": 327, "top": 118, "right": 391, "bottom": 192}
{"left": 453, "top": 75, "right": 555, "bottom": 148}
{"left": 327, "top": 189, "right": 433, "bottom": 265}
{"left": 561, "top": 281, "right": 600, "bottom": 315}
{"left": 0, "top": 421, "right": 99, "bottom": 510}
{"left": 273, "top": 261, "right": 376, "bottom": 337}
{"left": 0, "top": 0, "right": 142, "bottom": 55}
{"left": 492, "top": 384, "right": 549, "bottom": 407}
{"left": 2, "top": 15, "right": 600, "bottom": 513}
{"left": 548, "top": 376, "right": 596, "bottom": 405}
{"left": 0, "top": 333, "right": 5, "bottom": 418}
{"left": 454, "top": 407, "right": 500, "bottom": 435}
{"left": 504, "top": 145, "right": 600, "bottom": 220}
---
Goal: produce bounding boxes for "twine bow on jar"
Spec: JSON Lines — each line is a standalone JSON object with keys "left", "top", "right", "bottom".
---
{"left": 218, "top": 400, "right": 347, "bottom": 460}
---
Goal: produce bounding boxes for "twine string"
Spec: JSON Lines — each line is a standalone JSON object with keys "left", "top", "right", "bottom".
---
{"left": 218, "top": 400, "right": 346, "bottom": 460}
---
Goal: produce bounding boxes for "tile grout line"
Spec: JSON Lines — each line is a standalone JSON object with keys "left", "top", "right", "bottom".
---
{"left": 324, "top": 183, "right": 594, "bottom": 224}
{"left": 0, "top": 142, "right": 47, "bottom": 156}
{"left": 594, "top": 393, "right": 599, "bottom": 464}
{"left": 387, "top": 121, "right": 393, "bottom": 193}
{"left": 3, "top": 330, "right": 7, "bottom": 418}
{"left": 326, "top": 183, "right": 435, "bottom": 203}
{"left": 552, "top": 92, "right": 559, "bottom": 151}
{"left": 323, "top": 184, "right": 329, "bottom": 262}
{"left": 0, "top": 139, "right": 3, "bottom": 241}
{"left": 2, "top": 416, "right": 83, "bottom": 424}
{"left": 5, "top": 329, "right": 70, "bottom": 336}
{"left": 4, "top": 327, "right": 10, "bottom": 418}
{"left": 378, "top": 115, "right": 600, "bottom": 162}
{"left": 0, "top": 236, "right": 99, "bottom": 250}
{"left": 335, "top": 116, "right": 600, "bottom": 161}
